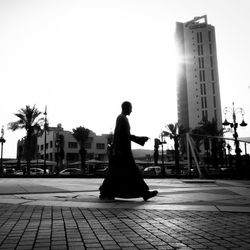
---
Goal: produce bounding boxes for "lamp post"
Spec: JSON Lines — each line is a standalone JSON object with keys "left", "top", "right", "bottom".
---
{"left": 222, "top": 102, "right": 247, "bottom": 169}
{"left": 159, "top": 132, "right": 166, "bottom": 176}
{"left": 0, "top": 126, "right": 6, "bottom": 177}
{"left": 43, "top": 106, "right": 48, "bottom": 174}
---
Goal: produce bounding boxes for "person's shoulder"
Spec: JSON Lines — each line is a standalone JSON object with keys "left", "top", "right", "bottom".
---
{"left": 117, "top": 114, "right": 126, "bottom": 119}
{"left": 116, "top": 114, "right": 127, "bottom": 123}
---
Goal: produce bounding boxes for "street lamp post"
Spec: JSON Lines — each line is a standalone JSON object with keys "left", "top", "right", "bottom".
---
{"left": 222, "top": 102, "right": 247, "bottom": 170}
{"left": 159, "top": 132, "right": 166, "bottom": 176}
{"left": 0, "top": 126, "right": 6, "bottom": 177}
{"left": 43, "top": 106, "right": 48, "bottom": 174}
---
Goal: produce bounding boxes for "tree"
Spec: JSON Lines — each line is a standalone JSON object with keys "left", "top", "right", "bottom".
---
{"left": 8, "top": 105, "right": 43, "bottom": 175}
{"left": 72, "top": 126, "right": 90, "bottom": 173}
{"left": 163, "top": 123, "right": 185, "bottom": 175}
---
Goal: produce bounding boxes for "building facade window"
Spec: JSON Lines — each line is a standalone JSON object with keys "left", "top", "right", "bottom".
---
{"left": 212, "top": 82, "right": 215, "bottom": 94}
{"left": 203, "top": 71, "right": 205, "bottom": 81}
{"left": 208, "top": 30, "right": 212, "bottom": 42}
{"left": 50, "top": 141, "right": 53, "bottom": 148}
{"left": 68, "top": 142, "right": 78, "bottom": 149}
{"left": 210, "top": 56, "right": 213, "bottom": 68}
{"left": 197, "top": 32, "right": 203, "bottom": 43}
{"left": 198, "top": 45, "right": 204, "bottom": 56}
{"left": 199, "top": 32, "right": 203, "bottom": 43}
{"left": 198, "top": 57, "right": 204, "bottom": 69}
{"left": 203, "top": 83, "right": 206, "bottom": 95}
{"left": 199, "top": 71, "right": 202, "bottom": 82}
{"left": 204, "top": 97, "right": 207, "bottom": 108}
{"left": 209, "top": 44, "right": 213, "bottom": 54}
{"left": 201, "top": 96, "right": 207, "bottom": 109}
{"left": 199, "top": 70, "right": 205, "bottom": 82}
{"left": 200, "top": 83, "right": 206, "bottom": 95}
{"left": 211, "top": 70, "right": 214, "bottom": 81}
{"left": 202, "top": 110, "right": 208, "bottom": 121}
{"left": 66, "top": 153, "right": 79, "bottom": 162}
{"left": 213, "top": 95, "right": 216, "bottom": 108}
{"left": 214, "top": 110, "right": 217, "bottom": 121}
{"left": 96, "top": 143, "right": 105, "bottom": 150}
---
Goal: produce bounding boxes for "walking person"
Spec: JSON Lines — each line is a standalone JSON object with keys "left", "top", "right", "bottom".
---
{"left": 99, "top": 101, "right": 158, "bottom": 201}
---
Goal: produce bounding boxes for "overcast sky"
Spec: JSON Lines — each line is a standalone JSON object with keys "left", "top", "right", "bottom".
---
{"left": 0, "top": 0, "right": 250, "bottom": 158}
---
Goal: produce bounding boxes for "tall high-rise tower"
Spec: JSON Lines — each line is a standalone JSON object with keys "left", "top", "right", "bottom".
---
{"left": 176, "top": 15, "right": 222, "bottom": 131}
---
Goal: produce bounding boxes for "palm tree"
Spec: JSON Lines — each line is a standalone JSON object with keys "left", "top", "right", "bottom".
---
{"left": 8, "top": 105, "right": 43, "bottom": 175}
{"left": 72, "top": 126, "right": 90, "bottom": 173}
{"left": 163, "top": 123, "right": 184, "bottom": 175}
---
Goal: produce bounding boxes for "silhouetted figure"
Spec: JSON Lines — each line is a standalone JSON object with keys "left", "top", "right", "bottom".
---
{"left": 99, "top": 101, "right": 158, "bottom": 201}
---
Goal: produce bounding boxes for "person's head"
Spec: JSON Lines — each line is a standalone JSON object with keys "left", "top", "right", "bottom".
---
{"left": 121, "top": 101, "right": 132, "bottom": 116}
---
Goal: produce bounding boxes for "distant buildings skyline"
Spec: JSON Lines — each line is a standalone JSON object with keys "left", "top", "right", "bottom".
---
{"left": 176, "top": 15, "right": 222, "bottom": 131}
{"left": 17, "top": 124, "right": 110, "bottom": 165}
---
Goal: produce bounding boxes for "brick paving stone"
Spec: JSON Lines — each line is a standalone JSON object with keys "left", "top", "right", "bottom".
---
{"left": 68, "top": 247, "right": 86, "bottom": 250}
{"left": 117, "top": 242, "right": 135, "bottom": 247}
{"left": 85, "top": 243, "right": 103, "bottom": 248}
{"left": 51, "top": 246, "right": 68, "bottom": 250}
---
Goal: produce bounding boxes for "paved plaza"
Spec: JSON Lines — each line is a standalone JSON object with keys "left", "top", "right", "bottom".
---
{"left": 0, "top": 178, "right": 250, "bottom": 249}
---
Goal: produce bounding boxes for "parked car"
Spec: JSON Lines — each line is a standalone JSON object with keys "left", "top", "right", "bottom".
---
{"left": 14, "top": 168, "right": 48, "bottom": 175}
{"left": 59, "top": 168, "right": 82, "bottom": 176}
{"left": 95, "top": 166, "right": 108, "bottom": 176}
{"left": 143, "top": 166, "right": 162, "bottom": 177}
{"left": 14, "top": 170, "right": 24, "bottom": 175}
{"left": 3, "top": 168, "right": 15, "bottom": 175}
{"left": 30, "top": 168, "right": 45, "bottom": 175}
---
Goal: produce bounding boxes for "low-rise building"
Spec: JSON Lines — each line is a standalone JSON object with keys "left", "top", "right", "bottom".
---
{"left": 17, "top": 124, "right": 110, "bottom": 166}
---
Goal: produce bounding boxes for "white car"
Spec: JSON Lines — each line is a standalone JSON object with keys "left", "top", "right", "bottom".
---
{"left": 59, "top": 168, "right": 82, "bottom": 176}
{"left": 14, "top": 168, "right": 48, "bottom": 175}
{"left": 143, "top": 166, "right": 162, "bottom": 176}
{"left": 3, "top": 168, "right": 15, "bottom": 175}
{"left": 30, "top": 168, "right": 45, "bottom": 175}
{"left": 14, "top": 170, "right": 24, "bottom": 175}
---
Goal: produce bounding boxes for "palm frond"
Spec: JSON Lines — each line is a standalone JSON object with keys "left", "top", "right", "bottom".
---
{"left": 162, "top": 131, "right": 171, "bottom": 137}
{"left": 72, "top": 126, "right": 90, "bottom": 146}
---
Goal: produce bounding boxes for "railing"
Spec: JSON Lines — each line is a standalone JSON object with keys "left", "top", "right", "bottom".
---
{"left": 186, "top": 133, "right": 250, "bottom": 178}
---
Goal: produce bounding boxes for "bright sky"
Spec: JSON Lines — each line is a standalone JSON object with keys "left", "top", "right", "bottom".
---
{"left": 1, "top": 0, "right": 250, "bottom": 158}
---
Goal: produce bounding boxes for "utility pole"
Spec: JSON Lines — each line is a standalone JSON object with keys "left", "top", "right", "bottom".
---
{"left": 0, "top": 126, "right": 6, "bottom": 177}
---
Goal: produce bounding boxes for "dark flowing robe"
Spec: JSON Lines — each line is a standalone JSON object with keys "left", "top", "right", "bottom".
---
{"left": 99, "top": 114, "right": 149, "bottom": 198}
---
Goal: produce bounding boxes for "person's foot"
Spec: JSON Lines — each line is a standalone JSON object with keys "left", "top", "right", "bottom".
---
{"left": 99, "top": 194, "right": 115, "bottom": 200}
{"left": 143, "top": 190, "right": 158, "bottom": 201}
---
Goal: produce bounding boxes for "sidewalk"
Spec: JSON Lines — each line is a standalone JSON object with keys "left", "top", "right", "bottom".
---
{"left": 0, "top": 178, "right": 250, "bottom": 249}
